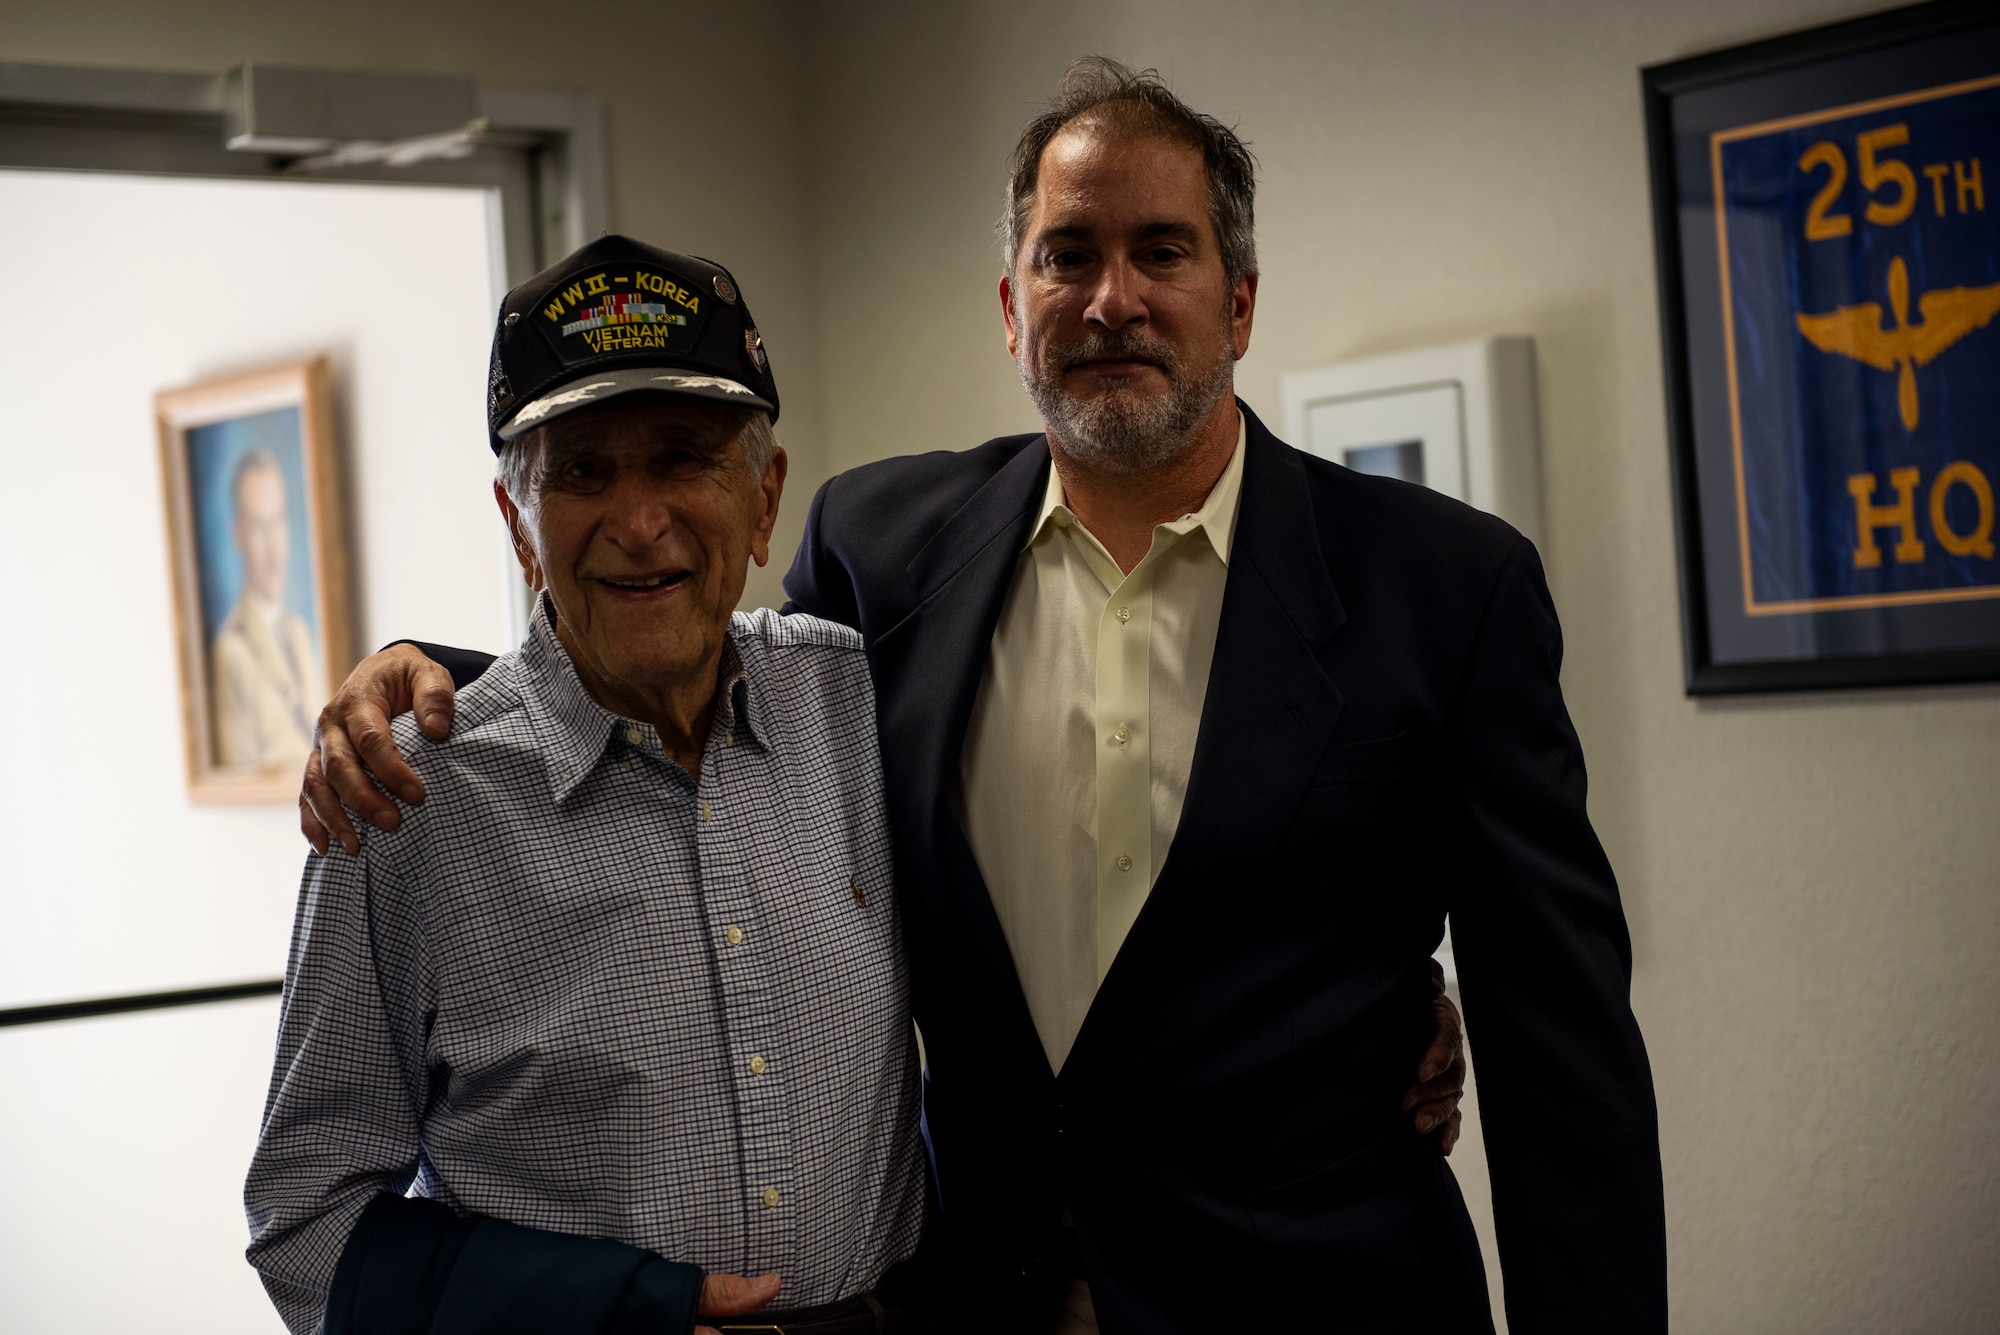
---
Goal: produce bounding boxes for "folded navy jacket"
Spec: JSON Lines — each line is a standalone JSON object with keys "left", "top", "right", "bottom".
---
{"left": 323, "top": 1194, "right": 705, "bottom": 1335}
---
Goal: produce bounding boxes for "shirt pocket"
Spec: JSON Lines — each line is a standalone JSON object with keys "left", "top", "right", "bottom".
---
{"left": 839, "top": 819, "right": 899, "bottom": 917}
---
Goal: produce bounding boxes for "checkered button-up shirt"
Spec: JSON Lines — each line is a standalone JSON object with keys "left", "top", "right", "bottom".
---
{"left": 244, "top": 602, "right": 925, "bottom": 1333}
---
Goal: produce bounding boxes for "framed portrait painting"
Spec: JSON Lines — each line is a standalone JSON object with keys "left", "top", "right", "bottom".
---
{"left": 1645, "top": 0, "right": 2000, "bottom": 692}
{"left": 156, "top": 358, "right": 351, "bottom": 800}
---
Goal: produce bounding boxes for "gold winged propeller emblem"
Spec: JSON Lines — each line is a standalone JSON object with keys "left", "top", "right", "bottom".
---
{"left": 1795, "top": 256, "right": 2000, "bottom": 431}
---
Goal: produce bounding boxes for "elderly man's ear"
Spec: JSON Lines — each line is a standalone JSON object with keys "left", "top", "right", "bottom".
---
{"left": 493, "top": 481, "right": 545, "bottom": 590}
{"left": 749, "top": 447, "right": 788, "bottom": 568}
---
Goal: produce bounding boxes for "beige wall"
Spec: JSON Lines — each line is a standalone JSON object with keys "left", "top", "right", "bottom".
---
{"left": 6, "top": 1, "right": 1997, "bottom": 1330}
{"left": 793, "top": 3, "right": 2000, "bottom": 1332}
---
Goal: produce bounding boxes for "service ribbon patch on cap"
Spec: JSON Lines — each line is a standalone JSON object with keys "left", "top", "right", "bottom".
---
{"left": 534, "top": 264, "right": 712, "bottom": 364}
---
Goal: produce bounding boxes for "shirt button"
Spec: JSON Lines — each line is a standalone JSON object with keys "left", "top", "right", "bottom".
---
{"left": 1112, "top": 724, "right": 1131, "bottom": 745}
{"left": 1116, "top": 605, "right": 1132, "bottom": 623}
{"left": 1116, "top": 854, "right": 1134, "bottom": 872}
{"left": 623, "top": 726, "right": 643, "bottom": 746}
{"left": 748, "top": 1055, "right": 767, "bottom": 1075}
{"left": 762, "top": 1187, "right": 780, "bottom": 1209}
{"left": 726, "top": 926, "right": 744, "bottom": 946}
{"left": 700, "top": 801, "right": 713, "bottom": 821}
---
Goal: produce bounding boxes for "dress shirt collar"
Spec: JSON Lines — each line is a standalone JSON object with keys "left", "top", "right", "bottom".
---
{"left": 1029, "top": 409, "right": 1248, "bottom": 567}
{"left": 517, "top": 592, "right": 771, "bottom": 803}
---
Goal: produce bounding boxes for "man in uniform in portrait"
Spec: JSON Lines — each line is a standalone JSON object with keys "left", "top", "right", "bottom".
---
{"left": 212, "top": 448, "right": 324, "bottom": 772}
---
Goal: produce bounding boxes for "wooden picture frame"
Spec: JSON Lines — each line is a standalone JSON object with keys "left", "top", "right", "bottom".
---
{"left": 1644, "top": 0, "right": 2000, "bottom": 693}
{"left": 156, "top": 358, "right": 351, "bottom": 800}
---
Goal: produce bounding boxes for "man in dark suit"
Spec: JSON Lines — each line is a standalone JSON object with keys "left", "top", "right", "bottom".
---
{"left": 302, "top": 57, "right": 1661, "bottom": 1334}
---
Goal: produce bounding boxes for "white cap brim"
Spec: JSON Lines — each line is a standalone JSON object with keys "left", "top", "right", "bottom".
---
{"left": 497, "top": 368, "right": 774, "bottom": 442}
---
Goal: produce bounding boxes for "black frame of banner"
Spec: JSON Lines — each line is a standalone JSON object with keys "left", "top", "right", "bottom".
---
{"left": 1642, "top": 0, "right": 2000, "bottom": 694}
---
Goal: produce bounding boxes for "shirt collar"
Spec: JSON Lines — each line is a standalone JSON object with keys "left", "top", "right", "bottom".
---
{"left": 517, "top": 594, "right": 772, "bottom": 804}
{"left": 1029, "top": 410, "right": 1248, "bottom": 566}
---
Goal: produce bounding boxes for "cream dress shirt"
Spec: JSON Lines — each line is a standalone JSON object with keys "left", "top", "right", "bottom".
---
{"left": 954, "top": 415, "right": 1245, "bottom": 1074}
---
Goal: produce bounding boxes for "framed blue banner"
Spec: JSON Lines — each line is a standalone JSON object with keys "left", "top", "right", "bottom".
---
{"left": 1646, "top": 0, "right": 2000, "bottom": 692}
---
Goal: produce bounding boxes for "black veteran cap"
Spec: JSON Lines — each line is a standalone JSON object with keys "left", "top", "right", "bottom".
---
{"left": 485, "top": 234, "right": 777, "bottom": 452}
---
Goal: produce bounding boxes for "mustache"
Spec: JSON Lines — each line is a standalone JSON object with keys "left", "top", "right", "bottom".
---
{"left": 1054, "top": 331, "right": 1180, "bottom": 374}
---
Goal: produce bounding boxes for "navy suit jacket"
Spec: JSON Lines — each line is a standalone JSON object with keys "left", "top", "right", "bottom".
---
{"left": 779, "top": 403, "right": 1666, "bottom": 1334}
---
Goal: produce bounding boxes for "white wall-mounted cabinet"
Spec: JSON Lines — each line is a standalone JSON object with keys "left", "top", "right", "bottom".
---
{"left": 1281, "top": 336, "right": 1545, "bottom": 550}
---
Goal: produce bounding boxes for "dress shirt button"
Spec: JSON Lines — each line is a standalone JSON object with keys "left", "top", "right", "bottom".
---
{"left": 1111, "top": 724, "right": 1131, "bottom": 745}
{"left": 1116, "top": 853, "right": 1134, "bottom": 872}
{"left": 1116, "top": 605, "right": 1132, "bottom": 623}
{"left": 624, "top": 726, "right": 643, "bottom": 746}
{"left": 762, "top": 1187, "right": 781, "bottom": 1209}
{"left": 726, "top": 925, "right": 745, "bottom": 946}
{"left": 748, "top": 1054, "right": 767, "bottom": 1075}
{"left": 701, "top": 800, "right": 713, "bottom": 821}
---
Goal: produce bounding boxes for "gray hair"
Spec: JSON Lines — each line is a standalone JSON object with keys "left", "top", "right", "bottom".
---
{"left": 1000, "top": 56, "right": 1259, "bottom": 289}
{"left": 495, "top": 405, "right": 777, "bottom": 515}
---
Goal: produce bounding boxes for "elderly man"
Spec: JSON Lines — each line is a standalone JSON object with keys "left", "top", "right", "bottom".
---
{"left": 300, "top": 60, "right": 1638, "bottom": 1335}
{"left": 245, "top": 237, "right": 928, "bottom": 1335}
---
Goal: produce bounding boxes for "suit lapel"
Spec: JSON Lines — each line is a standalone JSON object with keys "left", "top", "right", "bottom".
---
{"left": 871, "top": 437, "right": 1053, "bottom": 1073}
{"left": 1065, "top": 406, "right": 1347, "bottom": 1071}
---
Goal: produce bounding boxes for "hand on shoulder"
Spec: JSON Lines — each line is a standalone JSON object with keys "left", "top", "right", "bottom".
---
{"left": 300, "top": 643, "right": 458, "bottom": 855}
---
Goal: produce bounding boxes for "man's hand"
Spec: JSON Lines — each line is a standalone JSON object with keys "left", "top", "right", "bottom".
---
{"left": 1402, "top": 959, "right": 1467, "bottom": 1154}
{"left": 697, "top": 1271, "right": 781, "bottom": 1335}
{"left": 300, "top": 643, "right": 458, "bottom": 855}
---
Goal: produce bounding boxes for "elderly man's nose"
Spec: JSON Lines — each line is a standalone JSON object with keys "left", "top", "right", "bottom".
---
{"left": 603, "top": 482, "right": 674, "bottom": 546}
